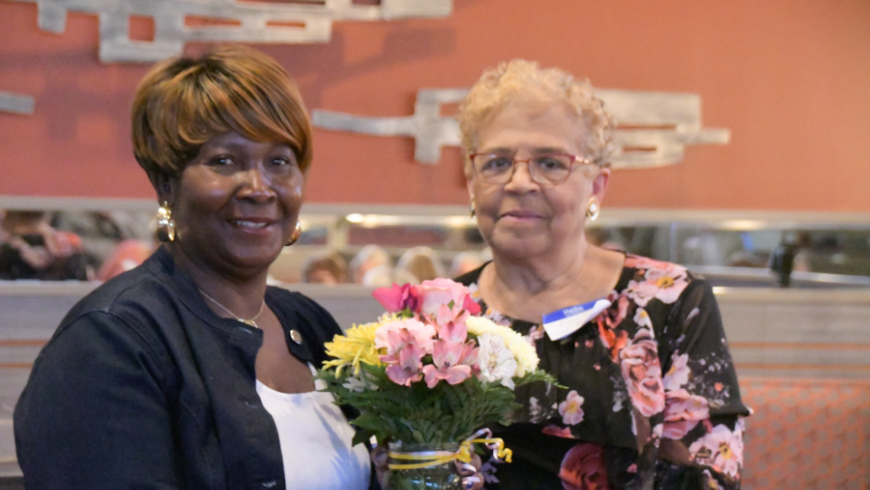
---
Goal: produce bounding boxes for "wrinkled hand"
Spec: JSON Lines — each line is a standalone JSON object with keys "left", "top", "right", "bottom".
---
{"left": 371, "top": 446, "right": 484, "bottom": 490}
{"left": 372, "top": 446, "right": 388, "bottom": 487}
{"left": 456, "top": 452, "right": 484, "bottom": 490}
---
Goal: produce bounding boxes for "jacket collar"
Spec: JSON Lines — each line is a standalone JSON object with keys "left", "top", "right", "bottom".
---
{"left": 143, "top": 246, "right": 260, "bottom": 337}
{"left": 142, "top": 247, "right": 316, "bottom": 362}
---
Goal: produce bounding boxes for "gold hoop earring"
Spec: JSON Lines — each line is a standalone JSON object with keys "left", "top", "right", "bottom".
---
{"left": 286, "top": 221, "right": 302, "bottom": 246}
{"left": 586, "top": 197, "right": 600, "bottom": 222}
{"left": 156, "top": 203, "right": 175, "bottom": 242}
{"left": 469, "top": 203, "right": 476, "bottom": 218}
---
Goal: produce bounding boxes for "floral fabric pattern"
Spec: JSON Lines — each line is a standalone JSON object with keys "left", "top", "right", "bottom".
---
{"left": 456, "top": 254, "right": 750, "bottom": 490}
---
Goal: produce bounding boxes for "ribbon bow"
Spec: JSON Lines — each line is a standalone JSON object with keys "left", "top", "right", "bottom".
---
{"left": 387, "top": 428, "right": 513, "bottom": 470}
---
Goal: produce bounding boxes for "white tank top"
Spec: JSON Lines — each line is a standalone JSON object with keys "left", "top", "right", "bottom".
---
{"left": 256, "top": 367, "right": 370, "bottom": 490}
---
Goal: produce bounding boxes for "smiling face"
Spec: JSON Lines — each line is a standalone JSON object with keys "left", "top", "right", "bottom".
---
{"left": 468, "top": 102, "right": 609, "bottom": 260}
{"left": 164, "top": 131, "right": 305, "bottom": 279}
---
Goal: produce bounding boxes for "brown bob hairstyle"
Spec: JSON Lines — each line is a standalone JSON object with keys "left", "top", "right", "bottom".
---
{"left": 131, "top": 46, "right": 313, "bottom": 186}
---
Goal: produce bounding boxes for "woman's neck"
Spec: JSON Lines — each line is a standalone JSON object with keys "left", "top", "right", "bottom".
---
{"left": 481, "top": 239, "right": 624, "bottom": 323}
{"left": 490, "top": 238, "right": 590, "bottom": 295}
{"left": 166, "top": 244, "right": 269, "bottom": 319}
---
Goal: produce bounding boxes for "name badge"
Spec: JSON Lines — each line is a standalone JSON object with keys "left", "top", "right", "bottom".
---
{"left": 542, "top": 299, "right": 612, "bottom": 341}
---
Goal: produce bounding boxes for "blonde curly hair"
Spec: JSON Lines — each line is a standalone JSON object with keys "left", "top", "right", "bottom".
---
{"left": 457, "top": 59, "right": 615, "bottom": 176}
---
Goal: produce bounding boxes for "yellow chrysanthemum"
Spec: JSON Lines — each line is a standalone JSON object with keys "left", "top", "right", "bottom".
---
{"left": 323, "top": 322, "right": 383, "bottom": 376}
{"left": 466, "top": 316, "right": 539, "bottom": 377}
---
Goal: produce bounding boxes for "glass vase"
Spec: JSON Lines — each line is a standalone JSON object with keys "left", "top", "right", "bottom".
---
{"left": 383, "top": 441, "right": 463, "bottom": 490}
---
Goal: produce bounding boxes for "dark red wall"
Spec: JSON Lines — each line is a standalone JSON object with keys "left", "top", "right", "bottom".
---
{"left": 1, "top": 0, "right": 869, "bottom": 211}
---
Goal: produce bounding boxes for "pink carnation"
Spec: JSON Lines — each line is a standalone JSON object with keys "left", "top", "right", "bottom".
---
{"left": 418, "top": 278, "right": 478, "bottom": 316}
{"left": 372, "top": 283, "right": 422, "bottom": 313}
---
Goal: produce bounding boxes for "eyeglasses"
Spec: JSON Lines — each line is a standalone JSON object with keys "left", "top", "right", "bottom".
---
{"left": 468, "top": 152, "right": 594, "bottom": 185}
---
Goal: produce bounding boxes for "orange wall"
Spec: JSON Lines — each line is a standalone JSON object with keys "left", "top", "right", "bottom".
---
{"left": 1, "top": 0, "right": 869, "bottom": 211}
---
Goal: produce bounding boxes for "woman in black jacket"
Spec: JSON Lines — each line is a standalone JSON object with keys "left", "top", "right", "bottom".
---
{"left": 14, "top": 46, "right": 373, "bottom": 490}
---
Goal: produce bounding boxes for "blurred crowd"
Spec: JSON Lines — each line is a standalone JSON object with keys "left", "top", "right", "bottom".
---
{"left": 2, "top": 208, "right": 868, "bottom": 286}
{"left": 0, "top": 209, "right": 155, "bottom": 282}
{"left": 301, "top": 246, "right": 490, "bottom": 286}
{"left": 0, "top": 209, "right": 490, "bottom": 286}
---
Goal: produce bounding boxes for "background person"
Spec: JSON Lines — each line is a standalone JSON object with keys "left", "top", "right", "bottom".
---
{"left": 396, "top": 245, "right": 445, "bottom": 282}
{"left": 301, "top": 250, "right": 349, "bottom": 284}
{"left": 14, "top": 47, "right": 373, "bottom": 489}
{"left": 349, "top": 244, "right": 391, "bottom": 284}
{"left": 449, "top": 251, "right": 486, "bottom": 278}
{"left": 360, "top": 264, "right": 418, "bottom": 287}
{"left": 0, "top": 209, "right": 90, "bottom": 281}
{"left": 454, "top": 60, "right": 749, "bottom": 489}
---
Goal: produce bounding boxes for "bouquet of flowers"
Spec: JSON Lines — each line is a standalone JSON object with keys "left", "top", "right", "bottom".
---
{"left": 317, "top": 279, "right": 556, "bottom": 489}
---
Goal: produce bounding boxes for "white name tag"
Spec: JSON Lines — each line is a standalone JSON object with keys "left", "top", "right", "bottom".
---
{"left": 542, "top": 299, "right": 612, "bottom": 341}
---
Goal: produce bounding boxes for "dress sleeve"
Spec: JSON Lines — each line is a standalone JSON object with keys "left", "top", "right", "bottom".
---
{"left": 14, "top": 311, "right": 180, "bottom": 489}
{"left": 656, "top": 277, "right": 750, "bottom": 489}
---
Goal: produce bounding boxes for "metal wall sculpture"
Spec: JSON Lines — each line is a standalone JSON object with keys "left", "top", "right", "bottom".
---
{"left": 313, "top": 88, "right": 730, "bottom": 169}
{"left": 6, "top": 0, "right": 452, "bottom": 63}
{"left": 0, "top": 91, "right": 35, "bottom": 115}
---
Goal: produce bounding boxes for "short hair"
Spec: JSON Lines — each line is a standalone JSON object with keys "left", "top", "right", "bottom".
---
{"left": 457, "top": 59, "right": 615, "bottom": 176}
{"left": 2, "top": 210, "right": 46, "bottom": 226}
{"left": 302, "top": 251, "right": 348, "bottom": 284}
{"left": 349, "top": 245, "right": 391, "bottom": 283}
{"left": 396, "top": 246, "right": 445, "bottom": 282}
{"left": 131, "top": 46, "right": 312, "bottom": 184}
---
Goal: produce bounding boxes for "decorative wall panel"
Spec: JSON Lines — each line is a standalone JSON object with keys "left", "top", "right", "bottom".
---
{"left": 0, "top": 91, "right": 35, "bottom": 115}
{"left": 313, "top": 88, "right": 730, "bottom": 168}
{"left": 6, "top": 0, "right": 452, "bottom": 63}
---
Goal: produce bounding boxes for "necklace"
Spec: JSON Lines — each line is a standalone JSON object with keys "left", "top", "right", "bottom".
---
{"left": 198, "top": 289, "right": 266, "bottom": 329}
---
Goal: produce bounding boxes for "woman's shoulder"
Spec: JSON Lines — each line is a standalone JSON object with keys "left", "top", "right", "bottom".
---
{"left": 622, "top": 254, "right": 690, "bottom": 275}
{"left": 32, "top": 265, "right": 179, "bottom": 387}
{"left": 64, "top": 262, "right": 168, "bottom": 324}
{"left": 454, "top": 262, "right": 487, "bottom": 286}
{"left": 52, "top": 248, "right": 205, "bottom": 356}
{"left": 617, "top": 253, "right": 710, "bottom": 298}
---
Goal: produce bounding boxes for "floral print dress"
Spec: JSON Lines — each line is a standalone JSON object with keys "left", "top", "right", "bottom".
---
{"left": 456, "top": 254, "right": 750, "bottom": 490}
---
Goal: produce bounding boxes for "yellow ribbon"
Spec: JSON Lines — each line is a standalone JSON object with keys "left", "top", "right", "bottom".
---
{"left": 387, "top": 428, "right": 513, "bottom": 470}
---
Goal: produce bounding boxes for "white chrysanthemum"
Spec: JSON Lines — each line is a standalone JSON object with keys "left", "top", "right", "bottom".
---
{"left": 467, "top": 316, "right": 539, "bottom": 377}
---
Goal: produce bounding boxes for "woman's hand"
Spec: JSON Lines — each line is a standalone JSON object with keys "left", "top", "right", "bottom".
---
{"left": 371, "top": 446, "right": 388, "bottom": 486}
{"left": 371, "top": 446, "right": 484, "bottom": 490}
{"left": 456, "top": 452, "right": 484, "bottom": 490}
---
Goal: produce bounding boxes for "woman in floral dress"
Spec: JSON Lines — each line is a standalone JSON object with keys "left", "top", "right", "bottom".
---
{"left": 454, "top": 59, "right": 749, "bottom": 489}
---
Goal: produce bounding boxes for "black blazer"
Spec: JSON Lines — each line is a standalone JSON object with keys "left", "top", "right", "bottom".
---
{"left": 14, "top": 247, "right": 350, "bottom": 489}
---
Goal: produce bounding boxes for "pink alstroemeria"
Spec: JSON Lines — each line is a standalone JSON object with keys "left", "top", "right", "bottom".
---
{"left": 372, "top": 283, "right": 422, "bottom": 313}
{"left": 459, "top": 342, "right": 480, "bottom": 374}
{"left": 436, "top": 304, "right": 469, "bottom": 343}
{"left": 375, "top": 319, "right": 436, "bottom": 356}
{"left": 422, "top": 340, "right": 472, "bottom": 388}
{"left": 385, "top": 343, "right": 426, "bottom": 386}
